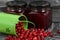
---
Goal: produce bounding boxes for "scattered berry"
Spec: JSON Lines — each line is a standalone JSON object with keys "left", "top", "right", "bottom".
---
{"left": 57, "top": 30, "right": 60, "bottom": 34}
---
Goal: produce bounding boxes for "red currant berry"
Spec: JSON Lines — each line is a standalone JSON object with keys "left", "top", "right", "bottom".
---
{"left": 57, "top": 30, "right": 60, "bottom": 34}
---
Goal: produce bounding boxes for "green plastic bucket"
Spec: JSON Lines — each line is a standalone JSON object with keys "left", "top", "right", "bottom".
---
{"left": 0, "top": 12, "right": 35, "bottom": 36}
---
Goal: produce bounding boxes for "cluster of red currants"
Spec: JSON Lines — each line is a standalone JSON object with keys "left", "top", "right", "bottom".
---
{"left": 5, "top": 21, "right": 60, "bottom": 40}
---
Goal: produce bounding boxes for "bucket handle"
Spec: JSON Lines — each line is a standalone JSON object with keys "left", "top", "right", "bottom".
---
{"left": 19, "top": 21, "right": 35, "bottom": 29}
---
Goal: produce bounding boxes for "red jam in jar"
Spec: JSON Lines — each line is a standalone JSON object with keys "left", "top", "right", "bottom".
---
{"left": 25, "top": 1, "right": 52, "bottom": 29}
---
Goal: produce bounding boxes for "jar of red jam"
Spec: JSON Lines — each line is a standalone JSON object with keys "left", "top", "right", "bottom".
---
{"left": 25, "top": 1, "right": 52, "bottom": 29}
{"left": 6, "top": 1, "right": 16, "bottom": 14}
{"left": 15, "top": 1, "right": 27, "bottom": 14}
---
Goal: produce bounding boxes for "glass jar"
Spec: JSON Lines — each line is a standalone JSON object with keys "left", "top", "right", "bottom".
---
{"left": 25, "top": 1, "right": 52, "bottom": 29}
{"left": 6, "top": 1, "right": 16, "bottom": 14}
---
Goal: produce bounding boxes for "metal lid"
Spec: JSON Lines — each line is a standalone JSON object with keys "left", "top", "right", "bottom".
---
{"left": 29, "top": 1, "right": 50, "bottom": 8}
{"left": 6, "top": 1, "right": 16, "bottom": 7}
{"left": 16, "top": 1, "right": 27, "bottom": 7}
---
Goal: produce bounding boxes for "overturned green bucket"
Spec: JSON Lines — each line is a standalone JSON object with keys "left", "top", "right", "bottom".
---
{"left": 0, "top": 12, "right": 35, "bottom": 36}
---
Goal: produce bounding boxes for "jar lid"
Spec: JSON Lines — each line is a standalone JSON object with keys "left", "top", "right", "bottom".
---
{"left": 6, "top": 1, "right": 16, "bottom": 7}
{"left": 29, "top": 1, "right": 50, "bottom": 8}
{"left": 16, "top": 1, "right": 27, "bottom": 7}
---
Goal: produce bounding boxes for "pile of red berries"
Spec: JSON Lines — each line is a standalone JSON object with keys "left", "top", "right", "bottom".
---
{"left": 5, "top": 21, "right": 60, "bottom": 40}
